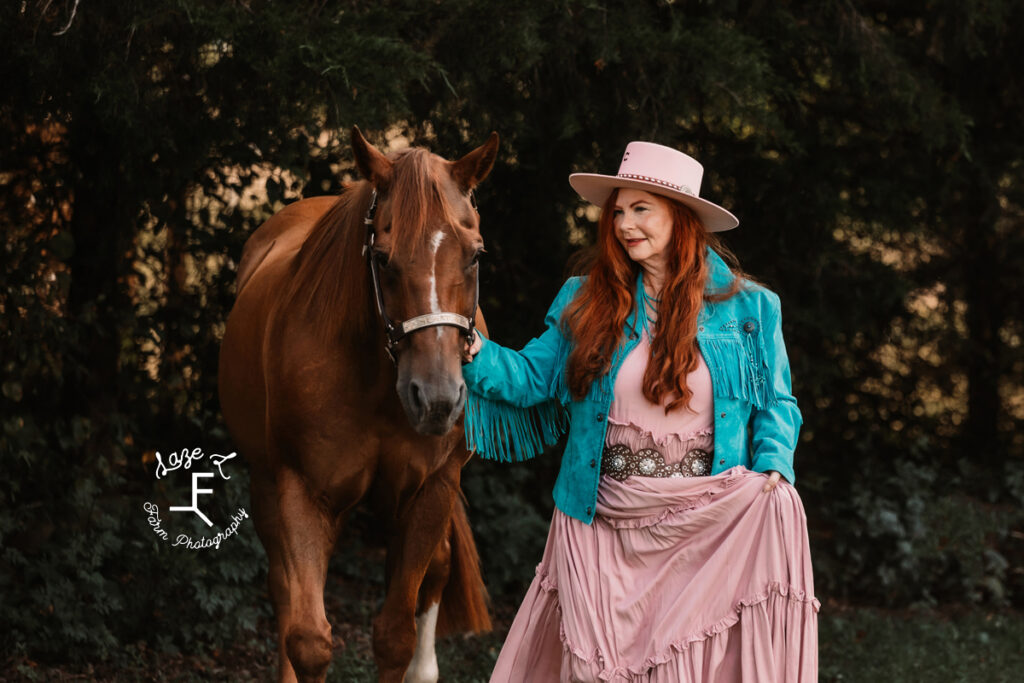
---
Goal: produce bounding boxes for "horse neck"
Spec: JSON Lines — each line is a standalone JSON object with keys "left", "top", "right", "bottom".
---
{"left": 286, "top": 182, "right": 382, "bottom": 350}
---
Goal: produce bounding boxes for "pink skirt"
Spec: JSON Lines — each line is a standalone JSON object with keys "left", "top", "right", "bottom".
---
{"left": 489, "top": 466, "right": 820, "bottom": 682}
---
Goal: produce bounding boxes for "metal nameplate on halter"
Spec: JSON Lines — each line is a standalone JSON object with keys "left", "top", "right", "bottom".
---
{"left": 399, "top": 313, "right": 471, "bottom": 335}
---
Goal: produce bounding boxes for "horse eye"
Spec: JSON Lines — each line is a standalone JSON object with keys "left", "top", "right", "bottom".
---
{"left": 372, "top": 250, "right": 391, "bottom": 269}
{"left": 469, "top": 249, "right": 484, "bottom": 268}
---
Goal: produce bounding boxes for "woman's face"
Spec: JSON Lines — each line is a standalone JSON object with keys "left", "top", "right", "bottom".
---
{"left": 612, "top": 188, "right": 674, "bottom": 270}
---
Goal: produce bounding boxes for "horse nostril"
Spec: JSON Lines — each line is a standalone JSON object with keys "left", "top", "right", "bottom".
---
{"left": 409, "top": 381, "right": 424, "bottom": 416}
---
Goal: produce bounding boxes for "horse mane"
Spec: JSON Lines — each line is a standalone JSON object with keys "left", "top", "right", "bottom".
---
{"left": 283, "top": 147, "right": 462, "bottom": 345}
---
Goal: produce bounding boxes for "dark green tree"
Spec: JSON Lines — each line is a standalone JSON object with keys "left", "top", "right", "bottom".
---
{"left": 2, "top": 0, "right": 1021, "bottom": 669}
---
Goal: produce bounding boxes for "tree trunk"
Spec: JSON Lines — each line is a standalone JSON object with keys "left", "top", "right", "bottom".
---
{"left": 962, "top": 190, "right": 1003, "bottom": 479}
{"left": 63, "top": 108, "right": 132, "bottom": 453}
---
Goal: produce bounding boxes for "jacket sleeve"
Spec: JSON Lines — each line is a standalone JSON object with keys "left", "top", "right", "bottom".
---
{"left": 462, "top": 277, "right": 581, "bottom": 408}
{"left": 460, "top": 277, "right": 582, "bottom": 462}
{"left": 749, "top": 292, "right": 802, "bottom": 485}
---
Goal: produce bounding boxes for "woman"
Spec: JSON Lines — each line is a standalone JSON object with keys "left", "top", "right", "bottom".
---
{"left": 463, "top": 142, "right": 819, "bottom": 682}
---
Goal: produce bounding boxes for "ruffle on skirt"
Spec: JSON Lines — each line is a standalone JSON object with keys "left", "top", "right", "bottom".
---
{"left": 603, "top": 420, "right": 714, "bottom": 462}
{"left": 490, "top": 467, "right": 820, "bottom": 683}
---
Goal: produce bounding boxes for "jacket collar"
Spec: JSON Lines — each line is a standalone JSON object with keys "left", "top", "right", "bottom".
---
{"left": 705, "top": 246, "right": 735, "bottom": 292}
{"left": 626, "top": 246, "right": 735, "bottom": 333}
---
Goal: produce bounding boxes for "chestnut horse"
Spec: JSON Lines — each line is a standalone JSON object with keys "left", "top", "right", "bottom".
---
{"left": 218, "top": 128, "right": 496, "bottom": 683}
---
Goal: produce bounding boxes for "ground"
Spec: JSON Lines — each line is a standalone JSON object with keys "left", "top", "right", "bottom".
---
{"left": 5, "top": 550, "right": 1024, "bottom": 682}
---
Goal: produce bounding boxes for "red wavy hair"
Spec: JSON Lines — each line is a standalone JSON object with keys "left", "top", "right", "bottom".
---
{"left": 563, "top": 189, "right": 748, "bottom": 412}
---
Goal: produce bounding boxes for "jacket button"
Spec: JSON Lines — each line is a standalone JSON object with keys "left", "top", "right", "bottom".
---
{"left": 590, "top": 459, "right": 597, "bottom": 468}
{"left": 596, "top": 413, "right": 605, "bottom": 422}
{"left": 586, "top": 506, "right": 593, "bottom": 516}
{"left": 719, "top": 458, "right": 725, "bottom": 465}
{"left": 744, "top": 321, "right": 756, "bottom": 333}
{"left": 720, "top": 412, "right": 726, "bottom": 418}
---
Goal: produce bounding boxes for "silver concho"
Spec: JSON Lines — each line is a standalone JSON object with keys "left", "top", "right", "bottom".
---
{"left": 601, "top": 444, "right": 713, "bottom": 481}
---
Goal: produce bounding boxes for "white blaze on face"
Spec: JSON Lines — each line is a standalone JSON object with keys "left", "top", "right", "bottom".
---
{"left": 428, "top": 230, "right": 445, "bottom": 339}
{"left": 404, "top": 601, "right": 440, "bottom": 683}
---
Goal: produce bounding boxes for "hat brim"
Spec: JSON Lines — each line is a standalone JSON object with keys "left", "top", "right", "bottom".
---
{"left": 568, "top": 173, "right": 739, "bottom": 232}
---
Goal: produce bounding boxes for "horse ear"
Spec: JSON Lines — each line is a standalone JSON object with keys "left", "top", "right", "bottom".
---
{"left": 351, "top": 126, "right": 393, "bottom": 188}
{"left": 450, "top": 132, "right": 500, "bottom": 191}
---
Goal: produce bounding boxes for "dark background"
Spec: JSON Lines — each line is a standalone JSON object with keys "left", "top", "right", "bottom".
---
{"left": 2, "top": 0, "right": 1022, "bottom": 679}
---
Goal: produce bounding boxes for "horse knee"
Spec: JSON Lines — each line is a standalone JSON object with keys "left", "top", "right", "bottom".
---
{"left": 424, "top": 537, "right": 451, "bottom": 585}
{"left": 285, "top": 623, "right": 332, "bottom": 680}
{"left": 372, "top": 612, "right": 416, "bottom": 673}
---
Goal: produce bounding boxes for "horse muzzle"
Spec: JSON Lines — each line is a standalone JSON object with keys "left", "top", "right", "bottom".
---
{"left": 398, "top": 371, "right": 467, "bottom": 435}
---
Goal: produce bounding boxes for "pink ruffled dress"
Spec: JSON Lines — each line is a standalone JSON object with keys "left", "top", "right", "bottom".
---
{"left": 490, "top": 330, "right": 820, "bottom": 682}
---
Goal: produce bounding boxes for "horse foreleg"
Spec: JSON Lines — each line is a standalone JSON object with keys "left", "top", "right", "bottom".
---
{"left": 257, "top": 470, "right": 339, "bottom": 683}
{"left": 403, "top": 534, "right": 450, "bottom": 683}
{"left": 373, "top": 473, "right": 458, "bottom": 683}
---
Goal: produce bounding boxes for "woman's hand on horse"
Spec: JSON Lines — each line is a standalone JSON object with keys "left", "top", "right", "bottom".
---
{"left": 762, "top": 470, "right": 783, "bottom": 493}
{"left": 462, "top": 331, "right": 483, "bottom": 363}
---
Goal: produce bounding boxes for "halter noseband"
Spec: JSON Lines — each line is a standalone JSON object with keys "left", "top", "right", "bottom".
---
{"left": 362, "top": 189, "right": 479, "bottom": 364}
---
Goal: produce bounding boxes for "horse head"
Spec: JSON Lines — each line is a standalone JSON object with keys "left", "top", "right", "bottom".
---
{"left": 351, "top": 127, "right": 498, "bottom": 435}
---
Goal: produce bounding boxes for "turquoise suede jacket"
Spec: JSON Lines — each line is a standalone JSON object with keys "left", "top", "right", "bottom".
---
{"left": 461, "top": 246, "right": 803, "bottom": 524}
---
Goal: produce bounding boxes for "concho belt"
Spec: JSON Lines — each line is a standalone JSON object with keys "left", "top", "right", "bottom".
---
{"left": 601, "top": 443, "right": 713, "bottom": 481}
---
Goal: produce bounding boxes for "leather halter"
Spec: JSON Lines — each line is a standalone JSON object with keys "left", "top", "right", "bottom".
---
{"left": 362, "top": 189, "right": 479, "bottom": 363}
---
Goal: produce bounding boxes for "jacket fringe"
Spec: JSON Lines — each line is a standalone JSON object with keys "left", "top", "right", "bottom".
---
{"left": 464, "top": 393, "right": 569, "bottom": 462}
{"left": 700, "top": 337, "right": 779, "bottom": 409}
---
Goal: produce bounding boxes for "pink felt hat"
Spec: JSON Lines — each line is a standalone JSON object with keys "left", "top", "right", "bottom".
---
{"left": 569, "top": 141, "right": 739, "bottom": 232}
